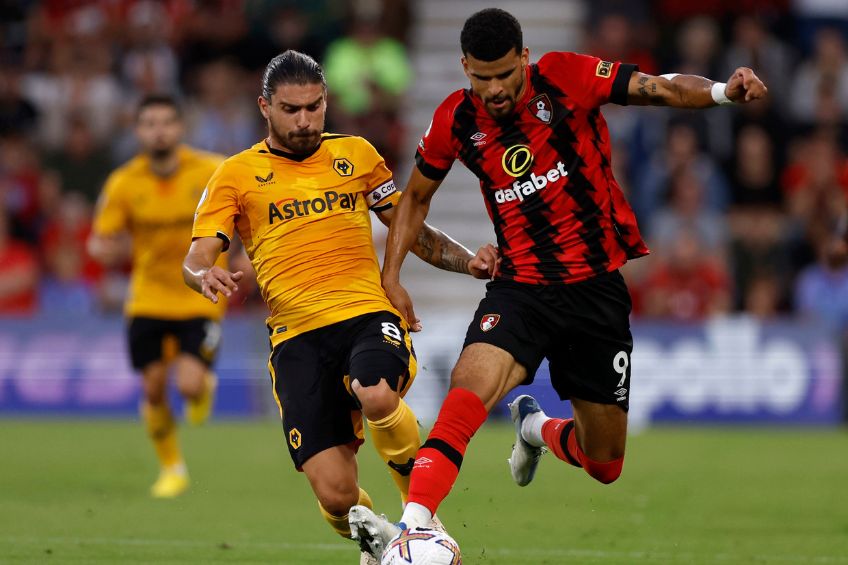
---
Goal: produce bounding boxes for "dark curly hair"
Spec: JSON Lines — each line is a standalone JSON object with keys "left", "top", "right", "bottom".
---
{"left": 261, "top": 50, "right": 326, "bottom": 100}
{"left": 460, "top": 8, "right": 523, "bottom": 61}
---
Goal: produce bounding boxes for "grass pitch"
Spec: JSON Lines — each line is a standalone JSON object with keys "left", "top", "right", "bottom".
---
{"left": 0, "top": 420, "right": 846, "bottom": 564}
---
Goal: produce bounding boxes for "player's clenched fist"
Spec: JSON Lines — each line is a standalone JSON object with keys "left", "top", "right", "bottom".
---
{"left": 201, "top": 267, "right": 244, "bottom": 303}
{"left": 725, "top": 67, "right": 767, "bottom": 103}
{"left": 468, "top": 244, "right": 500, "bottom": 279}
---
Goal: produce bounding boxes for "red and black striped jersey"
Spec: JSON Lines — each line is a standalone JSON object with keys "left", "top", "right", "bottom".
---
{"left": 416, "top": 51, "right": 650, "bottom": 285}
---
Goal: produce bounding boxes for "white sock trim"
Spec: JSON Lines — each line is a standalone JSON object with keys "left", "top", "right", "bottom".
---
{"left": 400, "top": 502, "right": 432, "bottom": 529}
{"left": 521, "top": 411, "right": 550, "bottom": 447}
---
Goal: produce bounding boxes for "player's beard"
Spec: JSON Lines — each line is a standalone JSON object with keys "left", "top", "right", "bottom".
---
{"left": 150, "top": 146, "right": 175, "bottom": 160}
{"left": 483, "top": 76, "right": 524, "bottom": 120}
{"left": 271, "top": 123, "right": 322, "bottom": 155}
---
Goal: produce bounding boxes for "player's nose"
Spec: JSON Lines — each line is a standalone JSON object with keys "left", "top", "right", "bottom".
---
{"left": 295, "top": 110, "right": 311, "bottom": 128}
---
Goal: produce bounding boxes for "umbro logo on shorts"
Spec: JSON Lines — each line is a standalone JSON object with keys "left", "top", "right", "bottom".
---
{"left": 480, "top": 314, "right": 500, "bottom": 332}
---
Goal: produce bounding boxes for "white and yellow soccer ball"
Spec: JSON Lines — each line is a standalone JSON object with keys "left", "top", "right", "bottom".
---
{"left": 381, "top": 527, "right": 461, "bottom": 565}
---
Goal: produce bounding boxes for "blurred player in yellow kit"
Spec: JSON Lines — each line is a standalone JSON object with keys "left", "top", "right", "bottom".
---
{"left": 88, "top": 95, "right": 227, "bottom": 498}
{"left": 183, "top": 50, "right": 496, "bottom": 562}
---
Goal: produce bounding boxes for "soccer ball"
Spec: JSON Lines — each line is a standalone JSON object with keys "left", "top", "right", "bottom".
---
{"left": 380, "top": 527, "right": 462, "bottom": 564}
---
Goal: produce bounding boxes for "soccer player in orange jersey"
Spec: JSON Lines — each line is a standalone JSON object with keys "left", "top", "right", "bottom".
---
{"left": 89, "top": 95, "right": 227, "bottom": 498}
{"left": 182, "top": 50, "right": 495, "bottom": 563}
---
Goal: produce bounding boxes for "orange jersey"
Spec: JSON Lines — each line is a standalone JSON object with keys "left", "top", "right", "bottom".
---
{"left": 192, "top": 135, "right": 401, "bottom": 347}
{"left": 93, "top": 146, "right": 227, "bottom": 320}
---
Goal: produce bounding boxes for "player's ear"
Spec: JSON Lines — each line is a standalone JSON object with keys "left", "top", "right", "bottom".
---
{"left": 258, "top": 96, "right": 270, "bottom": 119}
{"left": 460, "top": 56, "right": 469, "bottom": 77}
{"left": 520, "top": 47, "right": 530, "bottom": 67}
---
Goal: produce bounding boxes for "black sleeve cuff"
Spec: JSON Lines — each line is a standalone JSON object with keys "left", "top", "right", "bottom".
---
{"left": 216, "top": 231, "right": 231, "bottom": 252}
{"left": 610, "top": 63, "right": 638, "bottom": 106}
{"left": 414, "top": 151, "right": 450, "bottom": 181}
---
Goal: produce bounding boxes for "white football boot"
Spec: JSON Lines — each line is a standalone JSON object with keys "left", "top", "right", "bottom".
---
{"left": 349, "top": 505, "right": 401, "bottom": 559}
{"left": 507, "top": 394, "right": 546, "bottom": 486}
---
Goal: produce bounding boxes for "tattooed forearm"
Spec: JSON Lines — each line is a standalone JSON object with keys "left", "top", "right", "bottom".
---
{"left": 411, "top": 224, "right": 473, "bottom": 275}
{"left": 638, "top": 76, "right": 664, "bottom": 103}
{"left": 437, "top": 239, "right": 474, "bottom": 274}
{"left": 414, "top": 228, "right": 435, "bottom": 263}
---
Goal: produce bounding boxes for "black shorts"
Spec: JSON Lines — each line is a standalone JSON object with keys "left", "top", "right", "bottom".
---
{"left": 268, "top": 310, "right": 416, "bottom": 469}
{"left": 127, "top": 317, "right": 221, "bottom": 370}
{"left": 463, "top": 271, "right": 633, "bottom": 411}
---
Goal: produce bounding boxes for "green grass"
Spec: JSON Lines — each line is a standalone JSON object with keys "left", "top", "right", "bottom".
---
{"left": 1, "top": 421, "right": 847, "bottom": 564}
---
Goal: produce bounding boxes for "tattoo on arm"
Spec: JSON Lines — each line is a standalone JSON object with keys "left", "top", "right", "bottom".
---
{"left": 412, "top": 225, "right": 472, "bottom": 274}
{"left": 638, "top": 76, "right": 664, "bottom": 103}
{"left": 415, "top": 229, "right": 435, "bottom": 263}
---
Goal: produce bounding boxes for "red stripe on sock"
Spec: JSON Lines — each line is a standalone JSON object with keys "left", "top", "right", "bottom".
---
{"left": 407, "top": 388, "right": 488, "bottom": 514}
{"left": 541, "top": 418, "right": 578, "bottom": 465}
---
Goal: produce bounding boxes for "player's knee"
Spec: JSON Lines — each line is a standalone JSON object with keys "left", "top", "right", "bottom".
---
{"left": 176, "top": 376, "right": 204, "bottom": 400}
{"left": 316, "top": 485, "right": 360, "bottom": 517}
{"left": 583, "top": 456, "right": 624, "bottom": 485}
{"left": 353, "top": 379, "right": 399, "bottom": 420}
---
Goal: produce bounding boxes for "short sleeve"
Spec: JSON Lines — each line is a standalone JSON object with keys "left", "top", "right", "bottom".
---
{"left": 192, "top": 163, "right": 239, "bottom": 251}
{"left": 414, "top": 93, "right": 461, "bottom": 180}
{"left": 537, "top": 52, "right": 637, "bottom": 108}
{"left": 356, "top": 137, "right": 400, "bottom": 212}
{"left": 92, "top": 174, "right": 128, "bottom": 236}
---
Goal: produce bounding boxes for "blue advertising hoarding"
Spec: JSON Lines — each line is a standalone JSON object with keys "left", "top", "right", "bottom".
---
{"left": 0, "top": 315, "right": 843, "bottom": 425}
{"left": 0, "top": 315, "right": 271, "bottom": 417}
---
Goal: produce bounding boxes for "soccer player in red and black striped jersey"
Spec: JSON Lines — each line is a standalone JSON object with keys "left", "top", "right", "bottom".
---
{"left": 350, "top": 8, "right": 767, "bottom": 554}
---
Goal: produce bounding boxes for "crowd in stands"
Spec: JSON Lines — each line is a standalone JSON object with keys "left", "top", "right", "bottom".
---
{"left": 0, "top": 0, "right": 846, "bottom": 331}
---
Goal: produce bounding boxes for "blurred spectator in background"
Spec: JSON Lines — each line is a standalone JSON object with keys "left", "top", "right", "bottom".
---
{"left": 323, "top": 6, "right": 412, "bottom": 169}
{"left": 588, "top": 13, "right": 658, "bottom": 76}
{"left": 795, "top": 232, "right": 848, "bottom": 330}
{"left": 39, "top": 191, "right": 98, "bottom": 314}
{"left": 0, "top": 66, "right": 38, "bottom": 136}
{"left": 782, "top": 128, "right": 848, "bottom": 237}
{"left": 121, "top": 1, "right": 181, "bottom": 98}
{"left": 43, "top": 115, "right": 112, "bottom": 204}
{"left": 789, "top": 27, "right": 848, "bottom": 128}
{"left": 0, "top": 132, "right": 41, "bottom": 242}
{"left": 728, "top": 207, "right": 792, "bottom": 311}
{"left": 0, "top": 206, "right": 38, "bottom": 315}
{"left": 792, "top": 0, "right": 848, "bottom": 56}
{"left": 186, "top": 58, "right": 261, "bottom": 157}
{"left": 647, "top": 166, "right": 729, "bottom": 259}
{"left": 744, "top": 270, "right": 784, "bottom": 320}
{"left": 177, "top": 0, "right": 247, "bottom": 74}
{"left": 243, "top": 0, "right": 348, "bottom": 70}
{"left": 673, "top": 16, "right": 723, "bottom": 78}
{"left": 633, "top": 120, "right": 730, "bottom": 225}
{"left": 727, "top": 124, "right": 783, "bottom": 207}
{"left": 723, "top": 15, "right": 796, "bottom": 115}
{"left": 22, "top": 7, "right": 122, "bottom": 149}
{"left": 638, "top": 229, "right": 732, "bottom": 321}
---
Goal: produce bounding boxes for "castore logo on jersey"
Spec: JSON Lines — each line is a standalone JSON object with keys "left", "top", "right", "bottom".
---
{"left": 255, "top": 171, "right": 275, "bottom": 186}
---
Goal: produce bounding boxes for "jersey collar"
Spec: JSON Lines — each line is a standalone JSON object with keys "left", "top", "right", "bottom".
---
{"left": 262, "top": 138, "right": 323, "bottom": 162}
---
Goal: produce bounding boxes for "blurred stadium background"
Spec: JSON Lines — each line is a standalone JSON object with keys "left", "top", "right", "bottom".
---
{"left": 1, "top": 0, "right": 847, "bottom": 563}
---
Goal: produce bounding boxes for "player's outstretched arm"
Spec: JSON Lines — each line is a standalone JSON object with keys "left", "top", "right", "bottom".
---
{"left": 379, "top": 168, "right": 443, "bottom": 331}
{"left": 182, "top": 237, "right": 243, "bottom": 304}
{"left": 377, "top": 210, "right": 498, "bottom": 279}
{"left": 626, "top": 67, "right": 767, "bottom": 108}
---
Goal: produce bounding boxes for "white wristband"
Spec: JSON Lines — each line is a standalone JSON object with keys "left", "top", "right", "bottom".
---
{"left": 660, "top": 73, "right": 679, "bottom": 81}
{"left": 711, "top": 82, "right": 734, "bottom": 106}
